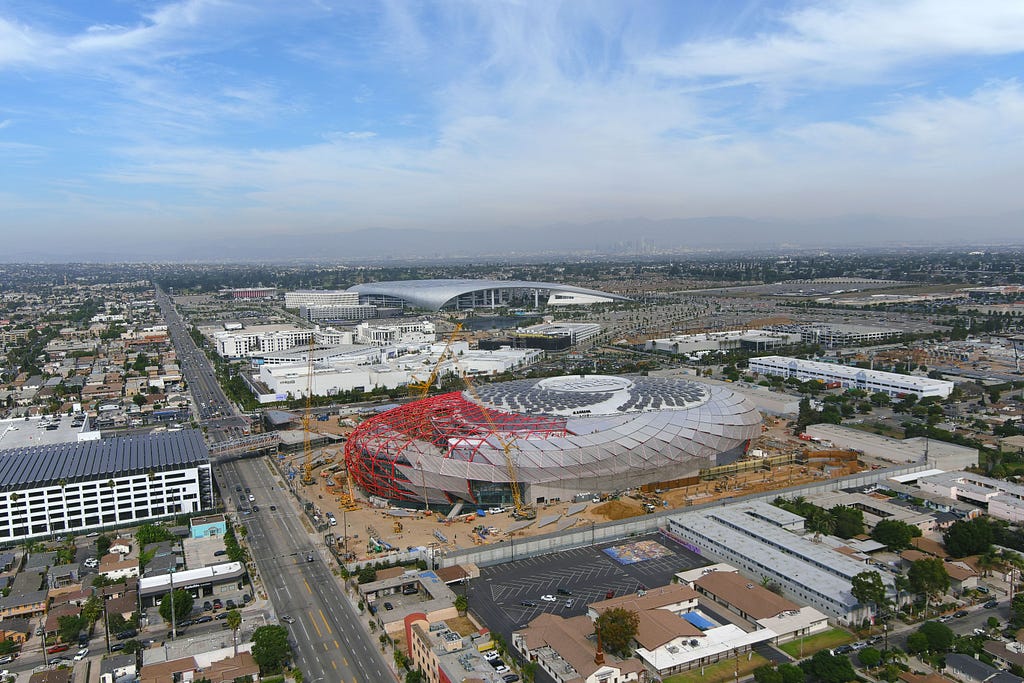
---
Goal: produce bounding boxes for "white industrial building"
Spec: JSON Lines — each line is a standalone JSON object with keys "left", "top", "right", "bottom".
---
{"left": 284, "top": 290, "right": 360, "bottom": 308}
{"left": 917, "top": 471, "right": 1024, "bottom": 523}
{"left": 748, "top": 356, "right": 954, "bottom": 399}
{"left": 0, "top": 430, "right": 213, "bottom": 542}
{"left": 803, "top": 424, "right": 978, "bottom": 469}
{"left": 665, "top": 501, "right": 892, "bottom": 624}
{"left": 212, "top": 324, "right": 314, "bottom": 358}
{"left": 256, "top": 341, "right": 542, "bottom": 403}
{"left": 646, "top": 330, "right": 802, "bottom": 355}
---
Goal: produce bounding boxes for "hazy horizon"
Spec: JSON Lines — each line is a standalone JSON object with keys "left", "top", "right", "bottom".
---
{"left": 3, "top": 1, "right": 1024, "bottom": 258}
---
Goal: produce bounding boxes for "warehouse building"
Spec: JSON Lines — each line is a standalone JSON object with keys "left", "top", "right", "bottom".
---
{"left": 665, "top": 501, "right": 892, "bottom": 624}
{"left": 0, "top": 430, "right": 213, "bottom": 542}
{"left": 646, "top": 329, "right": 802, "bottom": 355}
{"left": 748, "top": 356, "right": 954, "bottom": 399}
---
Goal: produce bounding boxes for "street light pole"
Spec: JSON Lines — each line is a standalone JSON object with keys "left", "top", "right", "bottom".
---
{"left": 169, "top": 569, "right": 177, "bottom": 640}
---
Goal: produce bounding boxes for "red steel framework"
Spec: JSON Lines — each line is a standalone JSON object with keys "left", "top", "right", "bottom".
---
{"left": 344, "top": 392, "right": 566, "bottom": 503}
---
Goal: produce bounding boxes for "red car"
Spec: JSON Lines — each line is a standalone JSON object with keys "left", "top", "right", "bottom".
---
{"left": 47, "top": 643, "right": 70, "bottom": 654}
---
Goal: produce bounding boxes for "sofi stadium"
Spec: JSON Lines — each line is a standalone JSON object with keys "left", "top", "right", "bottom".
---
{"left": 344, "top": 375, "right": 761, "bottom": 508}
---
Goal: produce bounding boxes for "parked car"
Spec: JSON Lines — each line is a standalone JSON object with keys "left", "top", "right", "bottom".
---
{"left": 46, "top": 644, "right": 70, "bottom": 654}
{"left": 955, "top": 610, "right": 969, "bottom": 618}
{"left": 556, "top": 588, "right": 572, "bottom": 596}
{"left": 226, "top": 599, "right": 236, "bottom": 609}
{"left": 540, "top": 595, "right": 557, "bottom": 602}
{"left": 212, "top": 599, "right": 222, "bottom": 609}
{"left": 203, "top": 601, "right": 213, "bottom": 612}
{"left": 383, "top": 602, "right": 393, "bottom": 611}
{"left": 985, "top": 600, "right": 999, "bottom": 609}
{"left": 195, "top": 616, "right": 213, "bottom": 624}
{"left": 281, "top": 615, "right": 296, "bottom": 624}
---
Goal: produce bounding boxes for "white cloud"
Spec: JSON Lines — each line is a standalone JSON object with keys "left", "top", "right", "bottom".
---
{"left": 639, "top": 0, "right": 1024, "bottom": 88}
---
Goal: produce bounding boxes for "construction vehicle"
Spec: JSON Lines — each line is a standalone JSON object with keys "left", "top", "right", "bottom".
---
{"left": 301, "top": 335, "right": 317, "bottom": 485}
{"left": 394, "top": 520, "right": 403, "bottom": 533}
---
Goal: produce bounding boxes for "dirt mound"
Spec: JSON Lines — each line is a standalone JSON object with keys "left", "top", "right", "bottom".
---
{"left": 593, "top": 499, "right": 643, "bottom": 521}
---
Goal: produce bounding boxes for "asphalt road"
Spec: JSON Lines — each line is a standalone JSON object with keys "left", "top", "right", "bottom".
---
{"left": 154, "top": 283, "right": 391, "bottom": 680}
{"left": 217, "top": 455, "right": 392, "bottom": 682}
{"left": 154, "top": 286, "right": 248, "bottom": 442}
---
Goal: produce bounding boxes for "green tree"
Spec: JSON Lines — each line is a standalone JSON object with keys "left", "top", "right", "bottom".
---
{"left": 754, "top": 665, "right": 783, "bottom": 683}
{"left": 872, "top": 519, "right": 921, "bottom": 550}
{"left": 405, "top": 670, "right": 424, "bottom": 683}
{"left": 135, "top": 524, "right": 174, "bottom": 546}
{"left": 779, "top": 663, "right": 805, "bottom": 683}
{"left": 252, "top": 625, "right": 292, "bottom": 673}
{"left": 830, "top": 505, "right": 864, "bottom": 539}
{"left": 906, "top": 631, "right": 929, "bottom": 655}
{"left": 58, "top": 614, "right": 85, "bottom": 644}
{"left": 133, "top": 393, "right": 148, "bottom": 407}
{"left": 454, "top": 594, "right": 468, "bottom": 615}
{"left": 594, "top": 607, "right": 640, "bottom": 659}
{"left": 908, "top": 558, "right": 949, "bottom": 613}
{"left": 858, "top": 647, "right": 882, "bottom": 668}
{"left": 81, "top": 595, "right": 103, "bottom": 625}
{"left": 227, "top": 609, "right": 242, "bottom": 656}
{"left": 96, "top": 534, "right": 112, "bottom": 557}
{"left": 918, "top": 620, "right": 955, "bottom": 652}
{"left": 800, "top": 649, "right": 856, "bottom": 683}
{"left": 158, "top": 589, "right": 194, "bottom": 627}
{"left": 944, "top": 517, "right": 994, "bottom": 557}
{"left": 870, "top": 392, "right": 891, "bottom": 407}
{"left": 851, "top": 571, "right": 887, "bottom": 616}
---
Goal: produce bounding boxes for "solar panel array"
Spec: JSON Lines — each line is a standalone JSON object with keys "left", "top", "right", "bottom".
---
{"left": 0, "top": 430, "right": 210, "bottom": 491}
{"left": 616, "top": 378, "right": 708, "bottom": 412}
{"left": 474, "top": 380, "right": 613, "bottom": 414}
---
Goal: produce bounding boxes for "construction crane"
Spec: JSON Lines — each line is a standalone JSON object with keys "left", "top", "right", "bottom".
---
{"left": 301, "top": 334, "right": 316, "bottom": 485}
{"left": 408, "top": 323, "right": 464, "bottom": 397}
{"left": 456, "top": 365, "right": 536, "bottom": 521}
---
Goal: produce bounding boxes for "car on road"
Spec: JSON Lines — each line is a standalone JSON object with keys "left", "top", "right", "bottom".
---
{"left": 115, "top": 629, "right": 136, "bottom": 640}
{"left": 281, "top": 615, "right": 296, "bottom": 624}
{"left": 307, "top": 553, "right": 314, "bottom": 562}
{"left": 235, "top": 485, "right": 242, "bottom": 491}
{"left": 214, "top": 550, "right": 227, "bottom": 557}
{"left": 46, "top": 644, "right": 70, "bottom": 654}
{"left": 109, "top": 643, "right": 124, "bottom": 652}
{"left": 496, "top": 665, "right": 511, "bottom": 674}
{"left": 938, "top": 615, "right": 954, "bottom": 623}
{"left": 831, "top": 645, "right": 854, "bottom": 655}
{"left": 74, "top": 648, "right": 89, "bottom": 661}
{"left": 985, "top": 600, "right": 999, "bottom": 608}
{"left": 974, "top": 628, "right": 988, "bottom": 636}
{"left": 540, "top": 595, "right": 557, "bottom": 602}
{"left": 503, "top": 675, "right": 520, "bottom": 683}
{"left": 955, "top": 610, "right": 969, "bottom": 618}
{"left": 215, "top": 613, "right": 230, "bottom": 620}
{"left": 270, "top": 505, "right": 277, "bottom": 511}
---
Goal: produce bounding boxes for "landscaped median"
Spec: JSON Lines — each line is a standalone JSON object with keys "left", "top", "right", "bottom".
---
{"left": 663, "top": 653, "right": 771, "bottom": 683}
{"left": 778, "top": 628, "right": 855, "bottom": 659}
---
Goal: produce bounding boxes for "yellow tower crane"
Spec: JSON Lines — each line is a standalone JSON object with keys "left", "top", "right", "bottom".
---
{"left": 408, "top": 323, "right": 464, "bottom": 397}
{"left": 301, "top": 334, "right": 316, "bottom": 485}
{"left": 456, "top": 364, "right": 536, "bottom": 521}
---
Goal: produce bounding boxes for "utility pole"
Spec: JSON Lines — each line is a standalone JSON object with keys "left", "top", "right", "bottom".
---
{"left": 169, "top": 569, "right": 177, "bottom": 640}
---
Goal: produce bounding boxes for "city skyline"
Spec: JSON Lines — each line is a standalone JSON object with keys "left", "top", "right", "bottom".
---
{"left": 2, "top": 1, "right": 1024, "bottom": 258}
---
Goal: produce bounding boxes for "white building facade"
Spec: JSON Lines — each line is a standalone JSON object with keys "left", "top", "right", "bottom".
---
{"left": 213, "top": 325, "right": 314, "bottom": 358}
{"left": 0, "top": 430, "right": 213, "bottom": 542}
{"left": 285, "top": 290, "right": 360, "bottom": 308}
{"left": 748, "top": 356, "right": 954, "bottom": 399}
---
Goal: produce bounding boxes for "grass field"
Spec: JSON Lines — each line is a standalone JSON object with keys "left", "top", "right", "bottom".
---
{"left": 663, "top": 652, "right": 770, "bottom": 683}
{"left": 778, "top": 628, "right": 855, "bottom": 659}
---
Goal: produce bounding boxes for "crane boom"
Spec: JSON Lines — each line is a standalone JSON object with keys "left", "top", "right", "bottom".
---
{"left": 458, "top": 367, "right": 535, "bottom": 519}
{"left": 408, "top": 323, "right": 464, "bottom": 397}
{"left": 301, "top": 334, "right": 316, "bottom": 485}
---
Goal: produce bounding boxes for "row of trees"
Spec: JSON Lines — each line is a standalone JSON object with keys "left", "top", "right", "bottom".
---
{"left": 773, "top": 497, "right": 865, "bottom": 539}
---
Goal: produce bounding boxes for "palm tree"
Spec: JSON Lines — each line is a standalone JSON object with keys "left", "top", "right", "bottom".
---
{"left": 978, "top": 548, "right": 1000, "bottom": 578}
{"left": 226, "top": 609, "right": 242, "bottom": 656}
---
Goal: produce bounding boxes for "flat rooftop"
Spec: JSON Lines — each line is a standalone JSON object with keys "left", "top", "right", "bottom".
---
{"left": 0, "top": 416, "right": 91, "bottom": 452}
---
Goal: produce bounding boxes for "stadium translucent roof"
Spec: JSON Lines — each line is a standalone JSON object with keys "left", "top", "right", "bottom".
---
{"left": 0, "top": 430, "right": 210, "bottom": 491}
{"left": 347, "top": 278, "right": 628, "bottom": 311}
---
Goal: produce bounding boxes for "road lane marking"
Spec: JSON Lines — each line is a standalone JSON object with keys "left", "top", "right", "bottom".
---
{"left": 310, "top": 616, "right": 322, "bottom": 638}
{"left": 319, "top": 609, "right": 332, "bottom": 633}
{"left": 304, "top": 579, "right": 312, "bottom": 594}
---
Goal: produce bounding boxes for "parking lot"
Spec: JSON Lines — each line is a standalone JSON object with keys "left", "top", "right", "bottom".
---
{"left": 468, "top": 533, "right": 708, "bottom": 637}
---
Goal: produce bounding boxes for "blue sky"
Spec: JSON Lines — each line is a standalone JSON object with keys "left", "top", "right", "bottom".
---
{"left": 2, "top": 0, "right": 1024, "bottom": 252}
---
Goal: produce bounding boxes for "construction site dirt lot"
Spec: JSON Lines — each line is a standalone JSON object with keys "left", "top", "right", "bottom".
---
{"left": 281, "top": 416, "right": 865, "bottom": 565}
